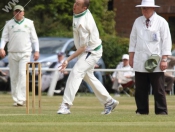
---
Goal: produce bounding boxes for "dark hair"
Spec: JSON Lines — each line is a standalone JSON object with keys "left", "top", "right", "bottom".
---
{"left": 83, "top": 0, "right": 90, "bottom": 8}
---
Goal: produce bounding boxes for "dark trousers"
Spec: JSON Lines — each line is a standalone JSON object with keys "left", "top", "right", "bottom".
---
{"left": 135, "top": 72, "right": 167, "bottom": 114}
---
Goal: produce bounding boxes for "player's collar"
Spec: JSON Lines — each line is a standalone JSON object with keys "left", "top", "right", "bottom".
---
{"left": 74, "top": 10, "right": 87, "bottom": 18}
{"left": 14, "top": 17, "right": 25, "bottom": 24}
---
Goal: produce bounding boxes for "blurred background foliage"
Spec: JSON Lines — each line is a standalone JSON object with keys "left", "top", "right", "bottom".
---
{"left": 0, "top": 0, "right": 129, "bottom": 68}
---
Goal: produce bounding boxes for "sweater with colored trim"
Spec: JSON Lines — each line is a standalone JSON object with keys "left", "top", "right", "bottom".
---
{"left": 73, "top": 9, "right": 101, "bottom": 51}
{"left": 1, "top": 18, "right": 39, "bottom": 52}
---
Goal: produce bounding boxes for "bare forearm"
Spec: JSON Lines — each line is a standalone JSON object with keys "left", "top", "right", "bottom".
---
{"left": 67, "top": 46, "right": 86, "bottom": 62}
{"left": 129, "top": 52, "right": 135, "bottom": 67}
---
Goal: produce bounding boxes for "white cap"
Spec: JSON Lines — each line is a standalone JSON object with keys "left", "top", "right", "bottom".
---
{"left": 122, "top": 54, "right": 129, "bottom": 60}
{"left": 13, "top": 5, "right": 24, "bottom": 11}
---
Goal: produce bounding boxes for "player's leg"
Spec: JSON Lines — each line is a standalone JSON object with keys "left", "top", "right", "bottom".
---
{"left": 84, "top": 71, "right": 119, "bottom": 115}
{"left": 58, "top": 52, "right": 98, "bottom": 114}
{"left": 17, "top": 52, "right": 31, "bottom": 105}
{"left": 8, "top": 53, "right": 19, "bottom": 104}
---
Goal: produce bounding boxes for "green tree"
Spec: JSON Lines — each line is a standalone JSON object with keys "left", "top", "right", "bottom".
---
{"left": 0, "top": 0, "right": 129, "bottom": 68}
{"left": 0, "top": 0, "right": 116, "bottom": 37}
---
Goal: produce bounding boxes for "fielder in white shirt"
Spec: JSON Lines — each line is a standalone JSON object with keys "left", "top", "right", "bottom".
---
{"left": 0, "top": 5, "right": 39, "bottom": 106}
{"left": 129, "top": 0, "right": 172, "bottom": 115}
{"left": 57, "top": 0, "right": 119, "bottom": 115}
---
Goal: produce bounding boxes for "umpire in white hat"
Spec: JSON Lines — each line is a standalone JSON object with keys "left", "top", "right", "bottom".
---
{"left": 129, "top": 0, "right": 172, "bottom": 115}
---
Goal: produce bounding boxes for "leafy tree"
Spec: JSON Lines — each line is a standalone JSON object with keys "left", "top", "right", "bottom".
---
{"left": 102, "top": 36, "right": 129, "bottom": 68}
{"left": 0, "top": 0, "right": 129, "bottom": 68}
{"left": 0, "top": 0, "right": 116, "bottom": 36}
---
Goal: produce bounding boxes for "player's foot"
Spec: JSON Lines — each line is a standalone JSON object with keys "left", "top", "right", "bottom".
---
{"left": 57, "top": 103, "right": 71, "bottom": 114}
{"left": 17, "top": 101, "right": 25, "bottom": 106}
{"left": 13, "top": 102, "right": 17, "bottom": 106}
{"left": 13, "top": 101, "right": 25, "bottom": 106}
{"left": 101, "top": 99, "right": 119, "bottom": 115}
{"left": 53, "top": 90, "right": 62, "bottom": 94}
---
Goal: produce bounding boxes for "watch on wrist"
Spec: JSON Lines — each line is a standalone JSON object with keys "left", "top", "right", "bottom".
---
{"left": 161, "top": 58, "right": 168, "bottom": 62}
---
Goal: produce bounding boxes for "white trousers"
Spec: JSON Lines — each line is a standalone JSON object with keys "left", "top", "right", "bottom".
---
{"left": 63, "top": 50, "right": 112, "bottom": 105}
{"left": 112, "top": 79, "right": 119, "bottom": 91}
{"left": 41, "top": 71, "right": 63, "bottom": 96}
{"left": 41, "top": 75, "right": 52, "bottom": 91}
{"left": 8, "top": 52, "right": 31, "bottom": 103}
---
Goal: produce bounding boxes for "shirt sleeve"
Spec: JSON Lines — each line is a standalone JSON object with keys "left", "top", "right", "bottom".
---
{"left": 160, "top": 20, "right": 172, "bottom": 55}
{"left": 0, "top": 23, "right": 9, "bottom": 49}
{"left": 30, "top": 21, "right": 39, "bottom": 52}
{"left": 78, "top": 25, "right": 89, "bottom": 47}
{"left": 129, "top": 20, "right": 137, "bottom": 52}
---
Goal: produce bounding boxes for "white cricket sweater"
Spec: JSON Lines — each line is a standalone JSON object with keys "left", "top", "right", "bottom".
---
{"left": 73, "top": 9, "right": 102, "bottom": 51}
{"left": 1, "top": 18, "right": 39, "bottom": 52}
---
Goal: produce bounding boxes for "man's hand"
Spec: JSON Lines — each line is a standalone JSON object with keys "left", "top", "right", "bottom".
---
{"left": 125, "top": 75, "right": 130, "bottom": 78}
{"left": 160, "top": 61, "right": 167, "bottom": 71}
{"left": 95, "top": 64, "right": 99, "bottom": 68}
{"left": 33, "top": 51, "right": 39, "bottom": 61}
{"left": 59, "top": 60, "right": 68, "bottom": 72}
{"left": 0, "top": 49, "right": 6, "bottom": 58}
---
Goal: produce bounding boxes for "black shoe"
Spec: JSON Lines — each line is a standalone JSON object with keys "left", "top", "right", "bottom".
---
{"left": 156, "top": 112, "right": 167, "bottom": 115}
{"left": 136, "top": 112, "right": 148, "bottom": 115}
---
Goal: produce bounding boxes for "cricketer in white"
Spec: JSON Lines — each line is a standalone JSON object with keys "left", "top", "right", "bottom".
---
{"left": 0, "top": 5, "right": 39, "bottom": 106}
{"left": 57, "top": 0, "right": 119, "bottom": 115}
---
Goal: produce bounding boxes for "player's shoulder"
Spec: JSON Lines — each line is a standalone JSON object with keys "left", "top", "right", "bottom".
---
{"left": 5, "top": 19, "right": 13, "bottom": 24}
{"left": 3, "top": 19, "right": 15, "bottom": 27}
{"left": 135, "top": 16, "right": 143, "bottom": 22}
{"left": 86, "top": 9, "right": 93, "bottom": 18}
{"left": 24, "top": 18, "right": 33, "bottom": 23}
{"left": 156, "top": 14, "right": 167, "bottom": 22}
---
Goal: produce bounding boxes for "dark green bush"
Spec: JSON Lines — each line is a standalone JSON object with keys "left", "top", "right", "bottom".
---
{"left": 102, "top": 36, "right": 129, "bottom": 68}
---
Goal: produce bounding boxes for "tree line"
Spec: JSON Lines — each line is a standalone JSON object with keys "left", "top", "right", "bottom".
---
{"left": 0, "top": 0, "right": 129, "bottom": 68}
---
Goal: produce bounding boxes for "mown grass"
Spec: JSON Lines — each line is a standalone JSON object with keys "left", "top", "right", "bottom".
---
{"left": 0, "top": 92, "right": 175, "bottom": 132}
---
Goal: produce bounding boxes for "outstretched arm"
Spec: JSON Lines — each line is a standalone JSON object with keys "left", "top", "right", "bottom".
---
{"left": 60, "top": 46, "right": 86, "bottom": 72}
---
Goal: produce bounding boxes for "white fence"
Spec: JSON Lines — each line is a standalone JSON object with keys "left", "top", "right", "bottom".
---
{"left": 0, "top": 67, "right": 174, "bottom": 96}
{"left": 0, "top": 67, "right": 175, "bottom": 72}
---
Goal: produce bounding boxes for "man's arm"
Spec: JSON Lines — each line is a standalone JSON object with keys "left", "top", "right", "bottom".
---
{"left": 30, "top": 21, "right": 39, "bottom": 61}
{"left": 0, "top": 23, "right": 9, "bottom": 58}
{"left": 60, "top": 46, "right": 86, "bottom": 72}
{"left": 129, "top": 52, "right": 135, "bottom": 68}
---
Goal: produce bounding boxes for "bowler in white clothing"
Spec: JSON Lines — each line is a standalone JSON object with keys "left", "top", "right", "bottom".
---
{"left": 57, "top": 0, "right": 119, "bottom": 115}
{"left": 0, "top": 5, "right": 39, "bottom": 106}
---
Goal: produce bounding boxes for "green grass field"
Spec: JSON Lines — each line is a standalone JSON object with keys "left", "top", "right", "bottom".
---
{"left": 0, "top": 92, "right": 175, "bottom": 132}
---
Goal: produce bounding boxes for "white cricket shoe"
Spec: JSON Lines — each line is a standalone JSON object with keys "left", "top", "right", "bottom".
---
{"left": 13, "top": 101, "right": 25, "bottom": 106}
{"left": 101, "top": 99, "right": 119, "bottom": 115}
{"left": 57, "top": 103, "right": 71, "bottom": 114}
{"left": 17, "top": 101, "right": 25, "bottom": 106}
{"left": 13, "top": 102, "right": 17, "bottom": 106}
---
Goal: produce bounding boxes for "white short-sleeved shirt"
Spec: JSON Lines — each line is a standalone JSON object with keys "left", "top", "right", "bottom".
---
{"left": 129, "top": 12, "right": 172, "bottom": 72}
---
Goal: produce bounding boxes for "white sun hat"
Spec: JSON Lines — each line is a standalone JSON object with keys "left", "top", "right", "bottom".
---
{"left": 136, "top": 0, "right": 160, "bottom": 7}
{"left": 122, "top": 54, "right": 129, "bottom": 60}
